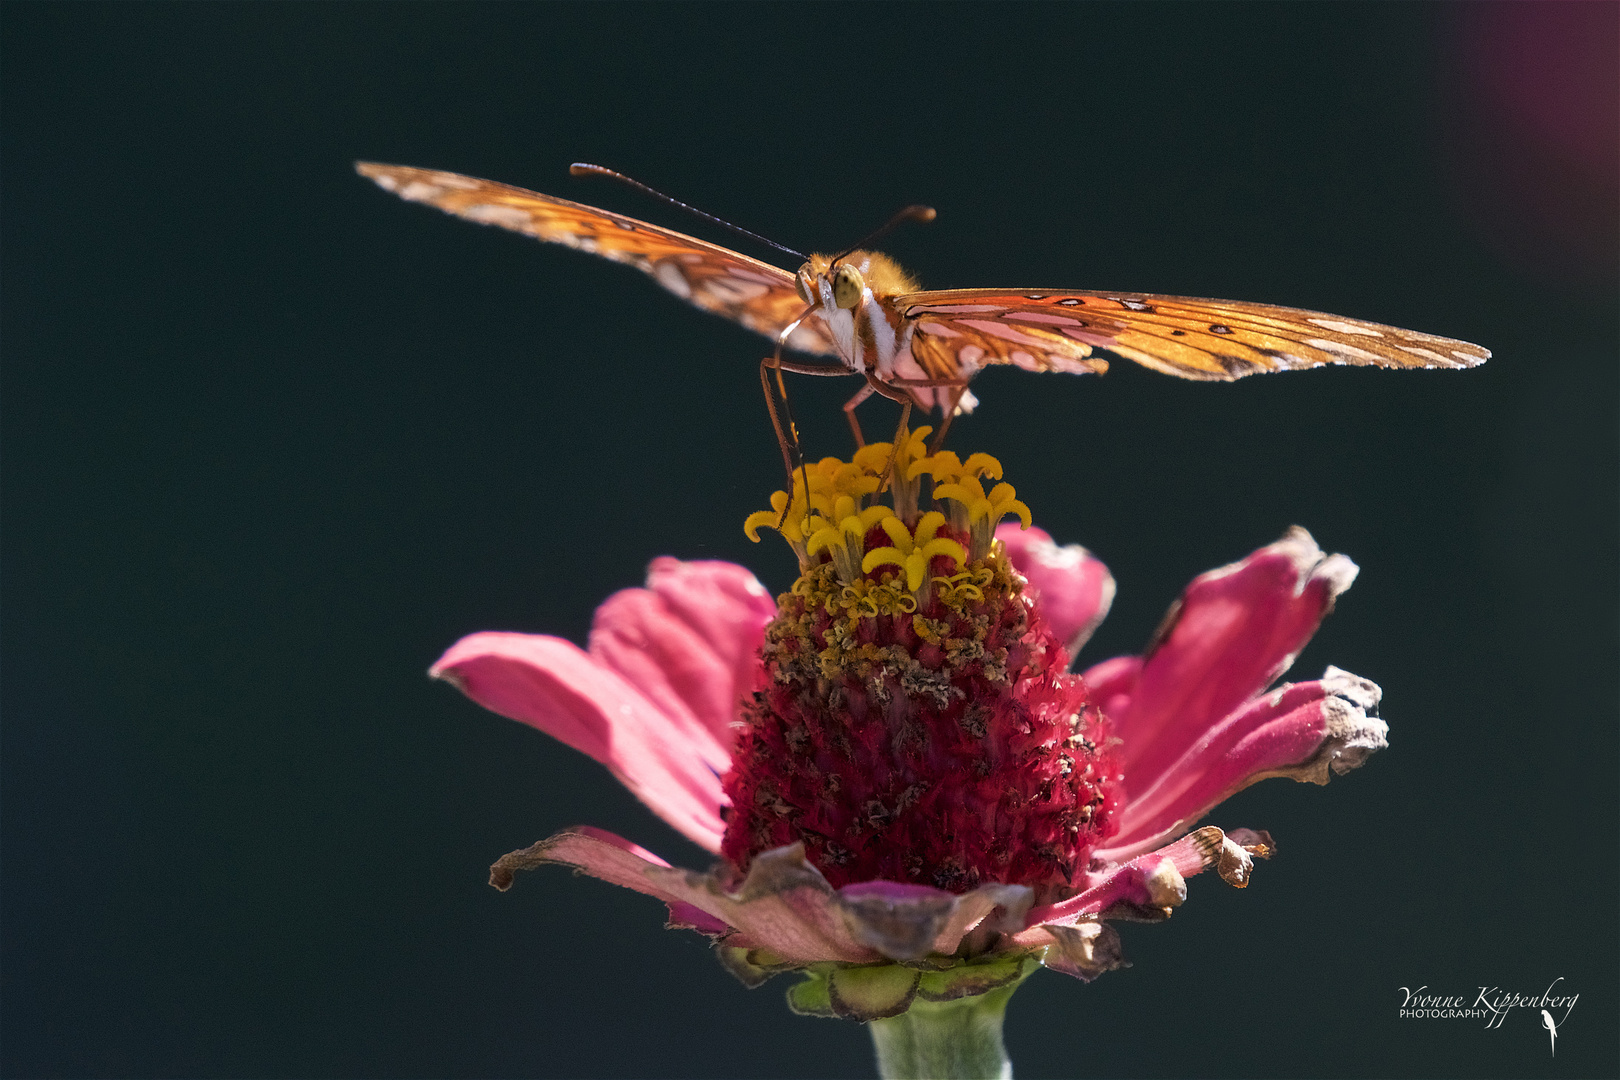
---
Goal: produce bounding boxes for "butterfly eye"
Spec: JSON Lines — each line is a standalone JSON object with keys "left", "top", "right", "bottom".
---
{"left": 795, "top": 267, "right": 815, "bottom": 305}
{"left": 833, "top": 264, "right": 865, "bottom": 309}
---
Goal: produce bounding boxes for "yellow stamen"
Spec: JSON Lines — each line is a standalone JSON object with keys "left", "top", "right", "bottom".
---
{"left": 746, "top": 427, "right": 1033, "bottom": 597}
{"left": 961, "top": 452, "right": 1003, "bottom": 480}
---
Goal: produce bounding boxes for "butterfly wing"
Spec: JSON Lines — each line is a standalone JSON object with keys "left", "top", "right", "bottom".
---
{"left": 894, "top": 289, "right": 1489, "bottom": 382}
{"left": 356, "top": 163, "right": 835, "bottom": 355}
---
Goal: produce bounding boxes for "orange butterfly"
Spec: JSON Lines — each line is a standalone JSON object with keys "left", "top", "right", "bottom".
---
{"left": 356, "top": 162, "right": 1488, "bottom": 449}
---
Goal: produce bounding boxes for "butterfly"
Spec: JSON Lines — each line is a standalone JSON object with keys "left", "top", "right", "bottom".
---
{"left": 356, "top": 162, "right": 1489, "bottom": 448}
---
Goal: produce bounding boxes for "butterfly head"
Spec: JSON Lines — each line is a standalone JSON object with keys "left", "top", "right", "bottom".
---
{"left": 795, "top": 251, "right": 919, "bottom": 311}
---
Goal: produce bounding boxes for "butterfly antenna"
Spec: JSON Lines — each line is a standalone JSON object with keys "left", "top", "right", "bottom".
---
{"left": 832, "top": 204, "right": 936, "bottom": 263}
{"left": 570, "top": 163, "right": 806, "bottom": 261}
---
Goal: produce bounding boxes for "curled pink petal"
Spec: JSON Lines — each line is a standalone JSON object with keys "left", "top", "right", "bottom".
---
{"left": 490, "top": 826, "right": 675, "bottom": 895}
{"left": 1105, "top": 527, "right": 1359, "bottom": 788}
{"left": 1016, "top": 921, "right": 1128, "bottom": 982}
{"left": 1019, "top": 825, "right": 1273, "bottom": 932}
{"left": 666, "top": 900, "right": 731, "bottom": 936}
{"left": 432, "top": 632, "right": 726, "bottom": 851}
{"left": 997, "top": 523, "right": 1116, "bottom": 656}
{"left": 488, "top": 827, "right": 742, "bottom": 939}
{"left": 1102, "top": 668, "right": 1386, "bottom": 859}
{"left": 642, "top": 844, "right": 877, "bottom": 964}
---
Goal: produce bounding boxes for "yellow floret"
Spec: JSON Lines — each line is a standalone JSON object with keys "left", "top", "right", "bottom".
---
{"left": 744, "top": 427, "right": 1033, "bottom": 588}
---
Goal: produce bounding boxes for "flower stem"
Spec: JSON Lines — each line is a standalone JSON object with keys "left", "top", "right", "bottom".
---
{"left": 867, "top": 982, "right": 1023, "bottom": 1080}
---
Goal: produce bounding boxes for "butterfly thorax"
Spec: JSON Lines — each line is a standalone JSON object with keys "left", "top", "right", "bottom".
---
{"left": 795, "top": 251, "right": 923, "bottom": 382}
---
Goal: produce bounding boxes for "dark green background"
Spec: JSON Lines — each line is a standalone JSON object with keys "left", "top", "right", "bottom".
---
{"left": 4, "top": 3, "right": 1615, "bottom": 1077}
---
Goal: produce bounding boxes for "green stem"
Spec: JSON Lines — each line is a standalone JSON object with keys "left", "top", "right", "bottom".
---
{"left": 867, "top": 982, "right": 1021, "bottom": 1080}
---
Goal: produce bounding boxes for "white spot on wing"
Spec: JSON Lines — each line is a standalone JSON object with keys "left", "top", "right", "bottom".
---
{"left": 462, "top": 203, "right": 533, "bottom": 228}
{"left": 1060, "top": 326, "right": 1107, "bottom": 347}
{"left": 1009, "top": 350, "right": 1039, "bottom": 370}
{"left": 1397, "top": 345, "right": 1457, "bottom": 364}
{"left": 727, "top": 267, "right": 784, "bottom": 286}
{"left": 703, "top": 277, "right": 769, "bottom": 303}
{"left": 1308, "top": 318, "right": 1383, "bottom": 336}
{"left": 1305, "top": 338, "right": 1383, "bottom": 362}
{"left": 371, "top": 174, "right": 399, "bottom": 192}
{"left": 400, "top": 181, "right": 445, "bottom": 202}
{"left": 894, "top": 353, "right": 928, "bottom": 381}
{"left": 957, "top": 319, "right": 1047, "bottom": 346}
{"left": 787, "top": 324, "right": 829, "bottom": 354}
{"left": 655, "top": 261, "right": 693, "bottom": 299}
{"left": 958, "top": 344, "right": 985, "bottom": 366}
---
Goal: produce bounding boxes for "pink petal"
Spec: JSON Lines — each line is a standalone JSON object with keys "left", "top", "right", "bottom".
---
{"left": 1081, "top": 654, "right": 1141, "bottom": 719}
{"left": 432, "top": 632, "right": 727, "bottom": 851}
{"left": 1018, "top": 825, "right": 1272, "bottom": 932}
{"left": 1099, "top": 527, "right": 1359, "bottom": 789}
{"left": 488, "top": 826, "right": 731, "bottom": 935}
{"left": 591, "top": 558, "right": 776, "bottom": 749}
{"left": 997, "top": 523, "right": 1116, "bottom": 656}
{"left": 433, "top": 559, "right": 773, "bottom": 854}
{"left": 1100, "top": 668, "right": 1386, "bottom": 859}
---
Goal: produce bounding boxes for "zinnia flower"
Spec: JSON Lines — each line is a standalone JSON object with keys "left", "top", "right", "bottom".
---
{"left": 431, "top": 429, "right": 1387, "bottom": 1076}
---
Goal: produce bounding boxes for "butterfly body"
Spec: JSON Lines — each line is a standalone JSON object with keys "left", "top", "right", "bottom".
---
{"left": 356, "top": 162, "right": 1489, "bottom": 417}
{"left": 787, "top": 250, "right": 973, "bottom": 412}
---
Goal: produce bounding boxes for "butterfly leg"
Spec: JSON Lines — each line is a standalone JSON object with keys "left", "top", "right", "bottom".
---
{"left": 760, "top": 353, "right": 862, "bottom": 522}
{"left": 877, "top": 398, "right": 912, "bottom": 494}
{"left": 928, "top": 386, "right": 969, "bottom": 453}
{"left": 848, "top": 374, "right": 920, "bottom": 493}
{"left": 759, "top": 357, "right": 804, "bottom": 487}
{"left": 841, "top": 382, "right": 876, "bottom": 448}
{"left": 884, "top": 377, "right": 973, "bottom": 453}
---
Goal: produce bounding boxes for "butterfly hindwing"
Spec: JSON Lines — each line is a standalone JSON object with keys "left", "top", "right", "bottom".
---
{"left": 356, "top": 163, "right": 835, "bottom": 355}
{"left": 896, "top": 289, "right": 1490, "bottom": 382}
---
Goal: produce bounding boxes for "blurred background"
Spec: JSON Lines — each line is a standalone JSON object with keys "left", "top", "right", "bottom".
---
{"left": 3, "top": 3, "right": 1615, "bottom": 1077}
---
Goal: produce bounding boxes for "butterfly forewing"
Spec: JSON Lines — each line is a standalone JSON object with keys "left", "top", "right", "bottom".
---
{"left": 895, "top": 289, "right": 1490, "bottom": 383}
{"left": 356, "top": 163, "right": 835, "bottom": 355}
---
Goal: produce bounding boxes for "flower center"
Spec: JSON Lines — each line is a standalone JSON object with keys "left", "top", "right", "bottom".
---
{"left": 723, "top": 431, "right": 1121, "bottom": 900}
